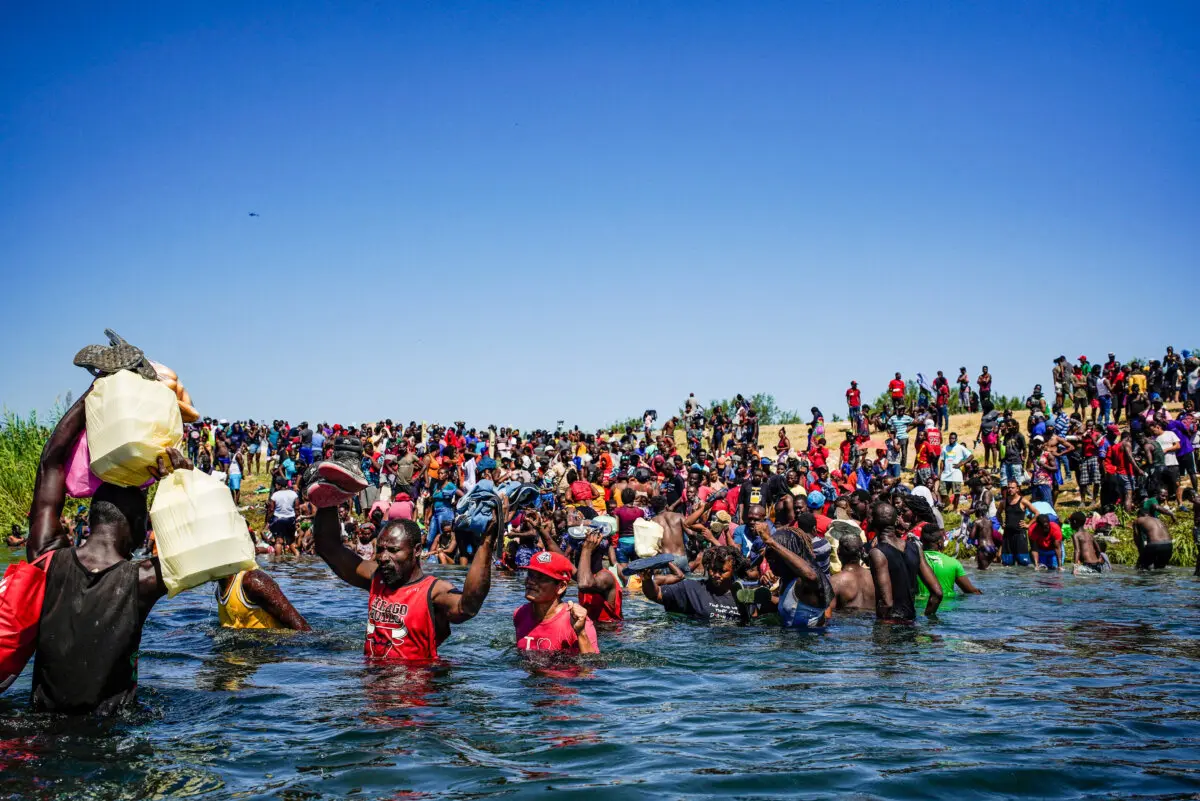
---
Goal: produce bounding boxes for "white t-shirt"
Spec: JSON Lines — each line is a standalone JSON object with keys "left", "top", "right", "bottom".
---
{"left": 1156, "top": 431, "right": 1180, "bottom": 467}
{"left": 271, "top": 489, "right": 299, "bottom": 519}
{"left": 461, "top": 458, "right": 477, "bottom": 492}
{"left": 939, "top": 442, "right": 972, "bottom": 483}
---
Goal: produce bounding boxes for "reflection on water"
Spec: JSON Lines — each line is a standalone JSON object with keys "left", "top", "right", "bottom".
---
{"left": 1, "top": 557, "right": 1199, "bottom": 799}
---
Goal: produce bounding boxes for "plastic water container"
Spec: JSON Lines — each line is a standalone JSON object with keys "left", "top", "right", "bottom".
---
{"left": 633, "top": 518, "right": 664, "bottom": 558}
{"left": 85, "top": 371, "right": 184, "bottom": 487}
{"left": 150, "top": 469, "right": 257, "bottom": 597}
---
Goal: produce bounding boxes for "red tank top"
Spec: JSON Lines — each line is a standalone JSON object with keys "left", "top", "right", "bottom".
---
{"left": 365, "top": 573, "right": 441, "bottom": 661}
{"left": 579, "top": 584, "right": 623, "bottom": 622}
{"left": 1108, "top": 442, "right": 1132, "bottom": 475}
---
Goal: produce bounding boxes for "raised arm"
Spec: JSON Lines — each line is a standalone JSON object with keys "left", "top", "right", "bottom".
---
{"left": 313, "top": 506, "right": 376, "bottom": 589}
{"left": 242, "top": 568, "right": 312, "bottom": 630}
{"left": 576, "top": 531, "right": 615, "bottom": 594}
{"left": 433, "top": 496, "right": 508, "bottom": 623}
{"left": 28, "top": 390, "right": 89, "bottom": 560}
{"left": 759, "top": 528, "right": 818, "bottom": 582}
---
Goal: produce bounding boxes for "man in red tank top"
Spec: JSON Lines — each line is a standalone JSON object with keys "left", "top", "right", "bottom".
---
{"left": 575, "top": 530, "right": 622, "bottom": 622}
{"left": 312, "top": 498, "right": 505, "bottom": 661}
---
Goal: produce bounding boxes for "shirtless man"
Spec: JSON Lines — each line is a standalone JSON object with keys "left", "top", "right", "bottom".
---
{"left": 830, "top": 536, "right": 875, "bottom": 611}
{"left": 650, "top": 495, "right": 690, "bottom": 572}
{"left": 1133, "top": 497, "right": 1174, "bottom": 570}
{"left": 1067, "top": 511, "right": 1107, "bottom": 575}
{"left": 312, "top": 495, "right": 505, "bottom": 660}
{"left": 23, "top": 391, "right": 191, "bottom": 713}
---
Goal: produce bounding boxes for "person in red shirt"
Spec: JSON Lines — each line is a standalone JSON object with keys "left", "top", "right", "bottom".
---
{"left": 888, "top": 372, "right": 906, "bottom": 414}
{"left": 576, "top": 530, "right": 623, "bottom": 622}
{"left": 312, "top": 500, "right": 504, "bottom": 661}
{"left": 514, "top": 551, "right": 598, "bottom": 653}
{"left": 846, "top": 381, "right": 863, "bottom": 425}
{"left": 1028, "top": 514, "right": 1064, "bottom": 571}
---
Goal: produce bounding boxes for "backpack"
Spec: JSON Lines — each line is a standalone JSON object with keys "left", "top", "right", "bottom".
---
{"left": 0, "top": 549, "right": 55, "bottom": 693}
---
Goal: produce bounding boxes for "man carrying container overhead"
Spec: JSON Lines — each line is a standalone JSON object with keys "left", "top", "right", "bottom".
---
{"left": 310, "top": 439, "right": 506, "bottom": 660}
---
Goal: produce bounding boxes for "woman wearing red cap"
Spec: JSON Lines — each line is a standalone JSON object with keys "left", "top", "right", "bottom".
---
{"left": 514, "top": 551, "right": 599, "bottom": 654}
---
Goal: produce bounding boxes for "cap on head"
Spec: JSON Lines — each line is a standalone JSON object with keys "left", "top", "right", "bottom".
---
{"left": 525, "top": 551, "right": 575, "bottom": 583}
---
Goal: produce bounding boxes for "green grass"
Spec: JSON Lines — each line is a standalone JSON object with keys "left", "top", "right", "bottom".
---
{"left": 0, "top": 409, "right": 61, "bottom": 533}
{"left": 939, "top": 501, "right": 1196, "bottom": 567}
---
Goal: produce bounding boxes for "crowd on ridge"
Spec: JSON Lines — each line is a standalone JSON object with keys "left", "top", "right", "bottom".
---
{"left": 9, "top": 344, "right": 1200, "bottom": 714}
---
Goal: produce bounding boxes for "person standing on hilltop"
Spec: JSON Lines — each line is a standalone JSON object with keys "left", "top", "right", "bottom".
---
{"left": 978, "top": 366, "right": 993, "bottom": 411}
{"left": 846, "top": 381, "right": 862, "bottom": 427}
{"left": 957, "top": 368, "right": 971, "bottom": 409}
{"left": 932, "top": 371, "right": 951, "bottom": 429}
{"left": 888, "top": 372, "right": 907, "bottom": 415}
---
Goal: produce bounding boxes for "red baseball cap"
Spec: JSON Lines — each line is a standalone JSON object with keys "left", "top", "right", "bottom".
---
{"left": 525, "top": 551, "right": 575, "bottom": 583}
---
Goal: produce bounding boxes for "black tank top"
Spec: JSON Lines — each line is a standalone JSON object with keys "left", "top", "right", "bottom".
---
{"left": 32, "top": 549, "right": 144, "bottom": 714}
{"left": 1004, "top": 499, "right": 1024, "bottom": 531}
{"left": 877, "top": 538, "right": 920, "bottom": 622}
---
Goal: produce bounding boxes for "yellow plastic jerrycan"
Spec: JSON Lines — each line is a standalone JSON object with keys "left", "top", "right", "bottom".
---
{"left": 150, "top": 468, "right": 257, "bottom": 597}
{"left": 85, "top": 371, "right": 184, "bottom": 487}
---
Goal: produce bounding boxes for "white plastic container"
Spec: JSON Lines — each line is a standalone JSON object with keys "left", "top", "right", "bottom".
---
{"left": 633, "top": 518, "right": 664, "bottom": 558}
{"left": 150, "top": 469, "right": 257, "bottom": 597}
{"left": 85, "top": 371, "right": 184, "bottom": 487}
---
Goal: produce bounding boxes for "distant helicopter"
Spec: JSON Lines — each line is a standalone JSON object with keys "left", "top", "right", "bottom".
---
{"left": 248, "top": 212, "right": 260, "bottom": 217}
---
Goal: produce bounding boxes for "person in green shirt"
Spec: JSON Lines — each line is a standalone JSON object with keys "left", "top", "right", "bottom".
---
{"left": 916, "top": 528, "right": 982, "bottom": 600}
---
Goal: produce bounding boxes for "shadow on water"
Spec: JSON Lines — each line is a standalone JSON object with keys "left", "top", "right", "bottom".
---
{"left": 1, "top": 557, "right": 1199, "bottom": 799}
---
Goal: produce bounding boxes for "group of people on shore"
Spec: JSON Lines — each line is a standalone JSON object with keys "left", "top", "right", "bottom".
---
{"left": 9, "top": 345, "right": 1198, "bottom": 716}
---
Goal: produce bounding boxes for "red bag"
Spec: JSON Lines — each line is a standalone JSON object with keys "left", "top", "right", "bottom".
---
{"left": 0, "top": 550, "right": 55, "bottom": 693}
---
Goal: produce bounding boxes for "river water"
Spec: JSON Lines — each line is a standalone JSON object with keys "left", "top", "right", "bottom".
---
{"left": 1, "top": 557, "right": 1198, "bottom": 800}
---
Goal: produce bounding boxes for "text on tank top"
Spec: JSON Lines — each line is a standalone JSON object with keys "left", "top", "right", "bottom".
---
{"left": 366, "top": 573, "right": 441, "bottom": 660}
{"left": 33, "top": 548, "right": 143, "bottom": 714}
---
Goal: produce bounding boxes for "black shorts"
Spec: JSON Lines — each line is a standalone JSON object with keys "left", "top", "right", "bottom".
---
{"left": 269, "top": 517, "right": 297, "bottom": 544}
{"left": 1179, "top": 451, "right": 1197, "bottom": 478}
{"left": 1162, "top": 465, "right": 1181, "bottom": 496}
{"left": 1136, "top": 540, "right": 1172, "bottom": 570}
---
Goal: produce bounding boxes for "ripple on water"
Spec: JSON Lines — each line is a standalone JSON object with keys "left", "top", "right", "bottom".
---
{"left": 1, "top": 559, "right": 1199, "bottom": 799}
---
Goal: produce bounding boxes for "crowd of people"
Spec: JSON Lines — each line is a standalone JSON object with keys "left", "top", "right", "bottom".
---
{"left": 11, "top": 345, "right": 1200, "bottom": 715}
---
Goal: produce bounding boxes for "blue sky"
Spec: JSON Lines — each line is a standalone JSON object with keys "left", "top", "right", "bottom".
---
{"left": 1, "top": 2, "right": 1197, "bottom": 429}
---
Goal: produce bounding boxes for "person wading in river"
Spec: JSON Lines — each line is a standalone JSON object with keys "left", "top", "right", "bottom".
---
{"left": 866, "top": 501, "right": 942, "bottom": 622}
{"left": 513, "top": 550, "right": 598, "bottom": 654}
{"left": 25, "top": 392, "right": 191, "bottom": 714}
{"left": 311, "top": 477, "right": 506, "bottom": 660}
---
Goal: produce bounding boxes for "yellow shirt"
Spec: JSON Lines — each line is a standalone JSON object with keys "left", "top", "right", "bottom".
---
{"left": 216, "top": 569, "right": 283, "bottom": 629}
{"left": 1128, "top": 373, "right": 1147, "bottom": 393}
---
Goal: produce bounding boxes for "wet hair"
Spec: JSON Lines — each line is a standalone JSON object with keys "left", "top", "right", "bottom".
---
{"left": 768, "top": 527, "right": 813, "bottom": 581}
{"left": 378, "top": 518, "right": 424, "bottom": 548}
{"left": 904, "top": 494, "right": 939, "bottom": 527}
{"left": 838, "top": 535, "right": 865, "bottom": 565}
{"left": 1068, "top": 511, "right": 1087, "bottom": 528}
{"left": 701, "top": 545, "right": 747, "bottom": 577}
{"left": 620, "top": 487, "right": 635, "bottom": 504}
{"left": 794, "top": 509, "right": 816, "bottom": 533}
{"left": 649, "top": 495, "right": 668, "bottom": 513}
{"left": 90, "top": 483, "right": 147, "bottom": 539}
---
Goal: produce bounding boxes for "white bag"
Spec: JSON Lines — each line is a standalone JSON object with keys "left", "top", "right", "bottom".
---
{"left": 633, "top": 518, "right": 664, "bottom": 558}
{"left": 86, "top": 371, "right": 184, "bottom": 487}
{"left": 150, "top": 469, "right": 256, "bottom": 597}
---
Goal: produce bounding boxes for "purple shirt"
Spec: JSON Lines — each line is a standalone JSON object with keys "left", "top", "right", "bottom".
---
{"left": 1166, "top": 419, "right": 1194, "bottom": 456}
